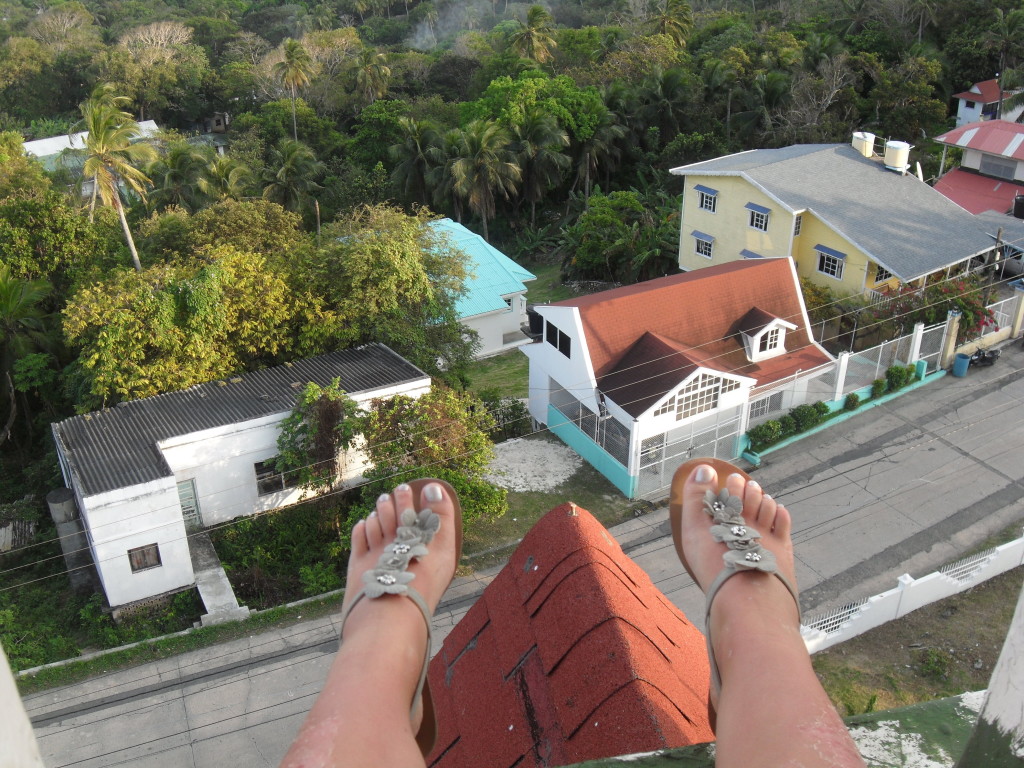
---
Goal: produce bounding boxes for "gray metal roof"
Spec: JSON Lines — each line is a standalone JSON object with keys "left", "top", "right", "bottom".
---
{"left": 52, "top": 344, "right": 429, "bottom": 498}
{"left": 672, "top": 145, "right": 997, "bottom": 280}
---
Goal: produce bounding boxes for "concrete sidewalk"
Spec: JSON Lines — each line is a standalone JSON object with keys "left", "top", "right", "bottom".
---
{"left": 26, "top": 343, "right": 1024, "bottom": 768}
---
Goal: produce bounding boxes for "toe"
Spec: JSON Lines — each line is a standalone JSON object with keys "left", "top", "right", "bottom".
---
{"left": 382, "top": 484, "right": 409, "bottom": 539}
{"left": 770, "top": 502, "right": 792, "bottom": 538}
{"left": 365, "top": 503, "right": 385, "bottom": 551}
{"left": 351, "top": 520, "right": 369, "bottom": 558}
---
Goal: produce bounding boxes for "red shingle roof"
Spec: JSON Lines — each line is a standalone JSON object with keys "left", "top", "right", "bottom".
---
{"left": 551, "top": 260, "right": 831, "bottom": 417}
{"left": 952, "top": 79, "right": 1014, "bottom": 104}
{"left": 426, "top": 504, "right": 714, "bottom": 767}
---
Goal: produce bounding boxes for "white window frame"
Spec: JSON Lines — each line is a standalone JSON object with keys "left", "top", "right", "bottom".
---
{"left": 698, "top": 191, "right": 717, "bottom": 213}
{"left": 817, "top": 250, "right": 844, "bottom": 280}
{"left": 793, "top": 214, "right": 802, "bottom": 236}
{"left": 255, "top": 458, "right": 298, "bottom": 496}
{"left": 874, "top": 265, "right": 893, "bottom": 282}
{"left": 695, "top": 237, "right": 713, "bottom": 259}
{"left": 749, "top": 209, "right": 769, "bottom": 231}
{"left": 759, "top": 327, "right": 780, "bottom": 352}
{"left": 749, "top": 392, "right": 783, "bottom": 419}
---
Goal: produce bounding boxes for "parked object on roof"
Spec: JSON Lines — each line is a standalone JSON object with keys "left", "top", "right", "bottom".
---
{"left": 50, "top": 344, "right": 430, "bottom": 611}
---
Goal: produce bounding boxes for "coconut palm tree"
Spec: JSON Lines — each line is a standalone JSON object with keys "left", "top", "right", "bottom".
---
{"left": 76, "top": 84, "right": 157, "bottom": 272}
{"left": 199, "top": 154, "right": 254, "bottom": 202}
{"left": 262, "top": 138, "right": 324, "bottom": 214}
{"left": 702, "top": 58, "right": 738, "bottom": 141}
{"left": 353, "top": 47, "right": 391, "bottom": 105}
{"left": 571, "top": 100, "right": 625, "bottom": 204}
{"left": 389, "top": 117, "right": 441, "bottom": 204}
{"left": 510, "top": 108, "right": 569, "bottom": 228}
{"left": 147, "top": 142, "right": 210, "bottom": 213}
{"left": 448, "top": 120, "right": 520, "bottom": 241}
{"left": 274, "top": 38, "right": 315, "bottom": 141}
{"left": 0, "top": 264, "right": 52, "bottom": 445}
{"left": 510, "top": 5, "right": 557, "bottom": 64}
{"left": 646, "top": 0, "right": 692, "bottom": 47}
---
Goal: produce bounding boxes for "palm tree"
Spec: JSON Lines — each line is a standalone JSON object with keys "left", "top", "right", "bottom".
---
{"left": 199, "top": 154, "right": 254, "bottom": 202}
{"left": 510, "top": 5, "right": 557, "bottom": 64}
{"left": 274, "top": 38, "right": 315, "bottom": 141}
{"left": 570, "top": 101, "right": 625, "bottom": 205}
{"left": 702, "top": 59, "right": 738, "bottom": 141}
{"left": 146, "top": 142, "right": 210, "bottom": 213}
{"left": 639, "top": 66, "right": 698, "bottom": 147}
{"left": 646, "top": 0, "right": 692, "bottom": 48}
{"left": 353, "top": 47, "right": 391, "bottom": 105}
{"left": 448, "top": 120, "right": 520, "bottom": 241}
{"left": 0, "top": 265, "right": 52, "bottom": 445}
{"left": 76, "top": 84, "right": 157, "bottom": 272}
{"left": 510, "top": 108, "right": 569, "bottom": 228}
{"left": 262, "top": 138, "right": 324, "bottom": 214}
{"left": 389, "top": 117, "right": 441, "bottom": 203}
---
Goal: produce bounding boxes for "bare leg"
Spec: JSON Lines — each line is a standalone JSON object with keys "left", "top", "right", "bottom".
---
{"left": 676, "top": 465, "right": 866, "bottom": 768}
{"left": 280, "top": 482, "right": 458, "bottom": 768}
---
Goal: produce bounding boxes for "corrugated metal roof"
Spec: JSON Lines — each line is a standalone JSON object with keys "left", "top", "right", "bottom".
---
{"left": 52, "top": 344, "right": 428, "bottom": 498}
{"left": 23, "top": 121, "right": 159, "bottom": 158}
{"left": 935, "top": 120, "right": 1024, "bottom": 161}
{"left": 429, "top": 219, "right": 536, "bottom": 319}
{"left": 672, "top": 144, "right": 996, "bottom": 281}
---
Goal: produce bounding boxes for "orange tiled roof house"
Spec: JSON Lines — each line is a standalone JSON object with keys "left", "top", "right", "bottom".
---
{"left": 520, "top": 258, "right": 833, "bottom": 499}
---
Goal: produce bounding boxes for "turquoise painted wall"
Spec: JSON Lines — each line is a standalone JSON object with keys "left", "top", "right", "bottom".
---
{"left": 547, "top": 405, "right": 636, "bottom": 498}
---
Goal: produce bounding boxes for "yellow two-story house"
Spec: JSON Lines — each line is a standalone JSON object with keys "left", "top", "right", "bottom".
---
{"left": 670, "top": 141, "right": 998, "bottom": 297}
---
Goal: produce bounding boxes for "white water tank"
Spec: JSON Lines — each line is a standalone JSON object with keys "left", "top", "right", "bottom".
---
{"left": 852, "top": 131, "right": 875, "bottom": 158}
{"left": 883, "top": 140, "right": 911, "bottom": 173}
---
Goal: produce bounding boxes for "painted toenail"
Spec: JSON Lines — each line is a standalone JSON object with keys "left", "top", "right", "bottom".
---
{"left": 396, "top": 484, "right": 411, "bottom": 493}
{"left": 764, "top": 494, "right": 772, "bottom": 500}
{"left": 694, "top": 465, "right": 713, "bottom": 483}
{"left": 378, "top": 493, "right": 390, "bottom": 504}
{"left": 748, "top": 480, "right": 760, "bottom": 489}
{"left": 728, "top": 473, "right": 744, "bottom": 483}
{"left": 369, "top": 510, "right": 377, "bottom": 518}
{"left": 424, "top": 483, "right": 443, "bottom": 502}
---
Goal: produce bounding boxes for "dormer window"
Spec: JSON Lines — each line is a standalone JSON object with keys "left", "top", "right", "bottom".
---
{"left": 738, "top": 307, "right": 797, "bottom": 363}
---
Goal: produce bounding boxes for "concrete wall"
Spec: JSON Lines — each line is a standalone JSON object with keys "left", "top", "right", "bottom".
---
{"left": 79, "top": 478, "right": 194, "bottom": 608}
{"left": 521, "top": 305, "right": 596, "bottom": 424}
{"left": 802, "top": 533, "right": 1024, "bottom": 654}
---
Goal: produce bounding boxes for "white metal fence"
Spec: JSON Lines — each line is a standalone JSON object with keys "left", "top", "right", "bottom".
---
{"left": 801, "top": 533, "right": 1024, "bottom": 654}
{"left": 985, "top": 296, "right": 1015, "bottom": 337}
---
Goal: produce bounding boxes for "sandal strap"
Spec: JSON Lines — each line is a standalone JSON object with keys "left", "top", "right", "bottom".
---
{"left": 700, "top": 488, "right": 801, "bottom": 694}
{"left": 338, "top": 505, "right": 441, "bottom": 719}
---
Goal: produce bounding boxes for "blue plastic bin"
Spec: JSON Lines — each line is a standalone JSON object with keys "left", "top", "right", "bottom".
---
{"left": 952, "top": 352, "right": 970, "bottom": 378}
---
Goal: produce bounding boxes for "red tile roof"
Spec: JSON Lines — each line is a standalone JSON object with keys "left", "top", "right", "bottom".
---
{"left": 426, "top": 504, "right": 714, "bottom": 767}
{"left": 551, "top": 260, "right": 831, "bottom": 417}
{"left": 952, "top": 79, "right": 1015, "bottom": 104}
{"left": 934, "top": 168, "right": 1024, "bottom": 215}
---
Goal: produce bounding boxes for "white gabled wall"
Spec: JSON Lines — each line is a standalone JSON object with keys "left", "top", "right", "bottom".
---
{"left": 79, "top": 477, "right": 194, "bottom": 608}
{"left": 521, "top": 305, "right": 596, "bottom": 424}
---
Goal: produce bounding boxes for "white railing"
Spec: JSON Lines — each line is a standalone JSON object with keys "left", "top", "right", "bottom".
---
{"left": 985, "top": 296, "right": 1015, "bottom": 337}
{"left": 801, "top": 532, "right": 1024, "bottom": 654}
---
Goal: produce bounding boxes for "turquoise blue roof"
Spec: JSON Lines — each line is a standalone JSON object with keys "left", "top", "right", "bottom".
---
{"left": 429, "top": 219, "right": 536, "bottom": 319}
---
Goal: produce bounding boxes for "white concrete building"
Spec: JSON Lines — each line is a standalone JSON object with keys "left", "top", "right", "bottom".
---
{"left": 51, "top": 345, "right": 430, "bottom": 609}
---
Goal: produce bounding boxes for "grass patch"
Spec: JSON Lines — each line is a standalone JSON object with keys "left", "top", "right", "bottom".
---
{"left": 525, "top": 262, "right": 575, "bottom": 304}
{"left": 814, "top": 563, "right": 1024, "bottom": 712}
{"left": 463, "top": 433, "right": 631, "bottom": 570}
{"left": 17, "top": 593, "right": 344, "bottom": 695}
{"left": 466, "top": 349, "right": 529, "bottom": 399}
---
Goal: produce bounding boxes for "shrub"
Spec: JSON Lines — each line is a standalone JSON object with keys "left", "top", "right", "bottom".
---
{"left": 748, "top": 419, "right": 782, "bottom": 450}
{"left": 812, "top": 401, "right": 830, "bottom": 418}
{"left": 844, "top": 393, "right": 861, "bottom": 411}
{"left": 871, "top": 379, "right": 887, "bottom": 399}
{"left": 477, "top": 388, "right": 531, "bottom": 442}
{"left": 885, "top": 364, "right": 914, "bottom": 392}
{"left": 778, "top": 415, "right": 797, "bottom": 437}
{"left": 299, "top": 562, "right": 343, "bottom": 597}
{"left": 790, "top": 404, "right": 823, "bottom": 432}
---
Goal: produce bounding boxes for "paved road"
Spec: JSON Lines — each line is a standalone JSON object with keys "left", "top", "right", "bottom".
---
{"left": 26, "top": 344, "right": 1024, "bottom": 767}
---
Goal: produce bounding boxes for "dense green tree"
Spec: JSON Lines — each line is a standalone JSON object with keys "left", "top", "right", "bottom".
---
{"left": 0, "top": 265, "right": 53, "bottom": 444}
{"left": 353, "top": 46, "right": 392, "bottom": 106}
{"left": 62, "top": 246, "right": 297, "bottom": 406}
{"left": 646, "top": 0, "right": 692, "bottom": 48}
{"left": 274, "top": 38, "right": 315, "bottom": 141}
{"left": 198, "top": 154, "right": 255, "bottom": 203}
{"left": 570, "top": 99, "right": 625, "bottom": 202}
{"left": 75, "top": 85, "right": 158, "bottom": 272}
{"left": 0, "top": 133, "right": 50, "bottom": 199}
